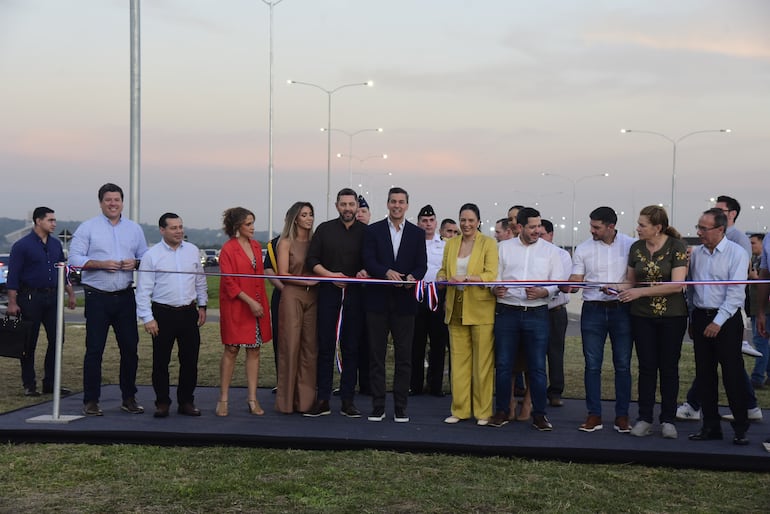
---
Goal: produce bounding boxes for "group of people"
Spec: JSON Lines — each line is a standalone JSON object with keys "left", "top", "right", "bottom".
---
{"left": 5, "top": 183, "right": 769, "bottom": 451}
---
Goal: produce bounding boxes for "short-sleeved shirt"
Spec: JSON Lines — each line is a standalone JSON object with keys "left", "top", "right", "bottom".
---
{"left": 627, "top": 236, "right": 688, "bottom": 318}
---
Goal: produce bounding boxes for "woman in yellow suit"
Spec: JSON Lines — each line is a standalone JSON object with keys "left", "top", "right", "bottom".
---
{"left": 437, "top": 203, "right": 499, "bottom": 426}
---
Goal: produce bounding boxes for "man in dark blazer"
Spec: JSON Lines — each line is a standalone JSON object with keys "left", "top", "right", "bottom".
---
{"left": 363, "top": 187, "right": 428, "bottom": 423}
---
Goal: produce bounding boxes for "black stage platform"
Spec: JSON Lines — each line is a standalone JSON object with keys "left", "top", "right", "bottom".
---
{"left": 2, "top": 385, "right": 768, "bottom": 472}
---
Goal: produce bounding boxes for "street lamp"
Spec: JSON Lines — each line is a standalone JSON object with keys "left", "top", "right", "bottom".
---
{"left": 354, "top": 171, "right": 393, "bottom": 216}
{"left": 288, "top": 79, "right": 374, "bottom": 219}
{"left": 321, "top": 127, "right": 383, "bottom": 186}
{"left": 620, "top": 128, "right": 731, "bottom": 225}
{"left": 336, "top": 152, "right": 388, "bottom": 189}
{"left": 541, "top": 172, "right": 609, "bottom": 252}
{"left": 261, "top": 0, "right": 285, "bottom": 239}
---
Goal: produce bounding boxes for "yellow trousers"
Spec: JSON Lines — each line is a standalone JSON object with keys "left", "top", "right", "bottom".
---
{"left": 447, "top": 321, "right": 495, "bottom": 421}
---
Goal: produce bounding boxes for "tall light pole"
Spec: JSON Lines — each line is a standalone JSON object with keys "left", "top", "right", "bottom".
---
{"left": 288, "top": 79, "right": 373, "bottom": 219}
{"left": 336, "top": 152, "right": 388, "bottom": 188}
{"left": 542, "top": 172, "right": 609, "bottom": 252}
{"left": 322, "top": 127, "right": 383, "bottom": 186}
{"left": 129, "top": 0, "right": 140, "bottom": 223}
{"left": 620, "top": 128, "right": 730, "bottom": 226}
{"left": 261, "top": 0, "right": 285, "bottom": 240}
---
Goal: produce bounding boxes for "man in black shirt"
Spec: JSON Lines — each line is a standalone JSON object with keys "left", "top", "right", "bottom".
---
{"left": 304, "top": 188, "right": 369, "bottom": 417}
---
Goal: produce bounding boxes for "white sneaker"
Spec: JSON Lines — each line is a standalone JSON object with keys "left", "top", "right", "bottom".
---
{"left": 630, "top": 420, "right": 652, "bottom": 437}
{"left": 675, "top": 402, "right": 702, "bottom": 421}
{"left": 661, "top": 422, "right": 678, "bottom": 439}
{"left": 742, "top": 340, "right": 762, "bottom": 357}
{"left": 722, "top": 407, "right": 764, "bottom": 422}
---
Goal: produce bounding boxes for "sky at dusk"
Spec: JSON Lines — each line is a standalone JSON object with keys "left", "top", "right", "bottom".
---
{"left": 2, "top": 0, "right": 769, "bottom": 246}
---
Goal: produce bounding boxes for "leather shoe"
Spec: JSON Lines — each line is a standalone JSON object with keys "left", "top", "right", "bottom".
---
{"left": 42, "top": 385, "right": 72, "bottom": 395}
{"left": 154, "top": 403, "right": 170, "bottom": 418}
{"left": 548, "top": 396, "right": 564, "bottom": 407}
{"left": 82, "top": 401, "right": 103, "bottom": 416}
{"left": 178, "top": 402, "right": 202, "bottom": 416}
{"left": 688, "top": 428, "right": 723, "bottom": 441}
{"left": 24, "top": 387, "right": 41, "bottom": 397}
{"left": 733, "top": 434, "right": 750, "bottom": 446}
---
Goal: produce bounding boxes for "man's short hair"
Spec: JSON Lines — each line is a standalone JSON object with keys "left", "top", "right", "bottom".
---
{"left": 541, "top": 219, "right": 554, "bottom": 234}
{"left": 337, "top": 188, "right": 358, "bottom": 202}
{"left": 98, "top": 183, "right": 124, "bottom": 201}
{"left": 32, "top": 206, "right": 54, "bottom": 222}
{"left": 716, "top": 195, "right": 741, "bottom": 219}
{"left": 159, "top": 212, "right": 180, "bottom": 228}
{"left": 750, "top": 233, "right": 765, "bottom": 241}
{"left": 704, "top": 207, "right": 728, "bottom": 229}
{"left": 516, "top": 207, "right": 540, "bottom": 226}
{"left": 496, "top": 218, "right": 510, "bottom": 229}
{"left": 440, "top": 218, "right": 456, "bottom": 229}
{"left": 589, "top": 206, "right": 617, "bottom": 225}
{"left": 388, "top": 186, "right": 409, "bottom": 203}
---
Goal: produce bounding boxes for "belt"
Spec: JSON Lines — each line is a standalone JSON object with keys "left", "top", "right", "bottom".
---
{"left": 585, "top": 300, "right": 621, "bottom": 309}
{"left": 549, "top": 304, "right": 565, "bottom": 312}
{"left": 497, "top": 303, "right": 547, "bottom": 312}
{"left": 21, "top": 287, "right": 57, "bottom": 294}
{"left": 152, "top": 301, "right": 196, "bottom": 311}
{"left": 694, "top": 307, "right": 719, "bottom": 317}
{"left": 83, "top": 285, "right": 133, "bottom": 296}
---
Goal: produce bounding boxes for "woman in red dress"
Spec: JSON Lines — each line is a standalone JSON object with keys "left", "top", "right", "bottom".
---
{"left": 216, "top": 207, "right": 272, "bottom": 416}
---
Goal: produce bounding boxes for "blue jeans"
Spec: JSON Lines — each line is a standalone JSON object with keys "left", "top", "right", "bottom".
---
{"left": 751, "top": 314, "right": 770, "bottom": 385}
{"left": 581, "top": 301, "right": 633, "bottom": 418}
{"left": 493, "top": 304, "right": 549, "bottom": 416}
{"left": 83, "top": 288, "right": 139, "bottom": 403}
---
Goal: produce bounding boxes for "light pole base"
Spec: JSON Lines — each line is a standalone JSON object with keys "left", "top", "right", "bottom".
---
{"left": 26, "top": 414, "right": 85, "bottom": 424}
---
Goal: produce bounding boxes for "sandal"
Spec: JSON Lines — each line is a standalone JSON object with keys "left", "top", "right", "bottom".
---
{"left": 247, "top": 399, "right": 264, "bottom": 416}
{"left": 215, "top": 400, "right": 228, "bottom": 417}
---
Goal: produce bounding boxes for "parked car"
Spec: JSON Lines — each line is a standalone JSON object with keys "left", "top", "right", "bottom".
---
{"left": 200, "top": 249, "right": 219, "bottom": 267}
{"left": 0, "top": 253, "right": 9, "bottom": 292}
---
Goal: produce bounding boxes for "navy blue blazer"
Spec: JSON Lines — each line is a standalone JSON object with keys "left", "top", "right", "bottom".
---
{"left": 362, "top": 218, "right": 427, "bottom": 314}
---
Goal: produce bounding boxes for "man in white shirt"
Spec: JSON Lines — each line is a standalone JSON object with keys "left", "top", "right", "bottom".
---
{"left": 566, "top": 207, "right": 635, "bottom": 433}
{"left": 411, "top": 205, "right": 449, "bottom": 396}
{"left": 494, "top": 218, "right": 514, "bottom": 242}
{"left": 490, "top": 207, "right": 564, "bottom": 431}
{"left": 136, "top": 213, "right": 208, "bottom": 418}
{"left": 686, "top": 208, "right": 749, "bottom": 445}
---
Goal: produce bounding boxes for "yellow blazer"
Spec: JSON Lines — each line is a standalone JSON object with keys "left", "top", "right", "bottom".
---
{"left": 437, "top": 233, "right": 498, "bottom": 325}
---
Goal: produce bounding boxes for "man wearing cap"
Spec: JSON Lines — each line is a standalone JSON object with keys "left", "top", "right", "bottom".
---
{"left": 411, "top": 204, "right": 449, "bottom": 397}
{"left": 356, "top": 195, "right": 371, "bottom": 225}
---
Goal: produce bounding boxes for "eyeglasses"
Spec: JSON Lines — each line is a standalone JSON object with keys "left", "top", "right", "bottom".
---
{"left": 695, "top": 225, "right": 720, "bottom": 232}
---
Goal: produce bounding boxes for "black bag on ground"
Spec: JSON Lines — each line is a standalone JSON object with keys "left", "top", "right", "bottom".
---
{"left": 0, "top": 313, "right": 35, "bottom": 359}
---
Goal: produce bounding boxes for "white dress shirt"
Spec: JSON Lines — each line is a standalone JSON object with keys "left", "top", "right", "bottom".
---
{"left": 136, "top": 240, "right": 208, "bottom": 323}
{"left": 571, "top": 232, "right": 635, "bottom": 302}
{"left": 496, "top": 237, "right": 564, "bottom": 307}
{"left": 387, "top": 217, "right": 404, "bottom": 259}
{"left": 424, "top": 233, "right": 445, "bottom": 283}
{"left": 548, "top": 246, "right": 572, "bottom": 309}
{"left": 686, "top": 236, "right": 748, "bottom": 327}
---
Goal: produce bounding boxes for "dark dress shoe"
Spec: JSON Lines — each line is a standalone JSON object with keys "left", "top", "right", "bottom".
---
{"left": 733, "top": 434, "right": 750, "bottom": 446}
{"left": 154, "top": 403, "right": 170, "bottom": 418}
{"left": 178, "top": 403, "right": 202, "bottom": 416}
{"left": 548, "top": 396, "right": 564, "bottom": 407}
{"left": 688, "top": 429, "right": 723, "bottom": 441}
{"left": 24, "top": 387, "right": 41, "bottom": 397}
{"left": 43, "top": 386, "right": 72, "bottom": 396}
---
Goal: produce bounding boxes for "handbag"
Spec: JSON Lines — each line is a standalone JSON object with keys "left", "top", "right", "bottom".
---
{"left": 0, "top": 313, "right": 35, "bottom": 359}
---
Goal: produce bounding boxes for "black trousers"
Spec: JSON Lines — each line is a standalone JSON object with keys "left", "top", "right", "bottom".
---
{"left": 691, "top": 309, "right": 749, "bottom": 435}
{"left": 410, "top": 300, "right": 448, "bottom": 395}
{"left": 367, "top": 299, "right": 415, "bottom": 411}
{"left": 546, "top": 305, "right": 568, "bottom": 398}
{"left": 17, "top": 289, "right": 58, "bottom": 390}
{"left": 151, "top": 304, "right": 201, "bottom": 406}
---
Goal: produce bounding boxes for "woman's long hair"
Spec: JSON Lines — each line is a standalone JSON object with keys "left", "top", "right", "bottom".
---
{"left": 280, "top": 202, "right": 314, "bottom": 242}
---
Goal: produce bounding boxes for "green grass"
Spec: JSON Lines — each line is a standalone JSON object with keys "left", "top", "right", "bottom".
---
{"left": 1, "top": 324, "right": 769, "bottom": 512}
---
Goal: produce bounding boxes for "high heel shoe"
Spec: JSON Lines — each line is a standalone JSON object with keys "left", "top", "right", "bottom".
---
{"left": 215, "top": 400, "right": 228, "bottom": 417}
{"left": 247, "top": 399, "right": 264, "bottom": 416}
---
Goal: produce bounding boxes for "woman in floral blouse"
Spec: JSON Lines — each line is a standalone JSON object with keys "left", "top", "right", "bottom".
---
{"left": 617, "top": 205, "right": 688, "bottom": 439}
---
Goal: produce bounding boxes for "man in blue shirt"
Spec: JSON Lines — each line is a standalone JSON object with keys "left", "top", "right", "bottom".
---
{"left": 136, "top": 213, "right": 207, "bottom": 418}
{"left": 687, "top": 208, "right": 750, "bottom": 445}
{"left": 69, "top": 183, "right": 148, "bottom": 416}
{"left": 6, "top": 207, "right": 76, "bottom": 396}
